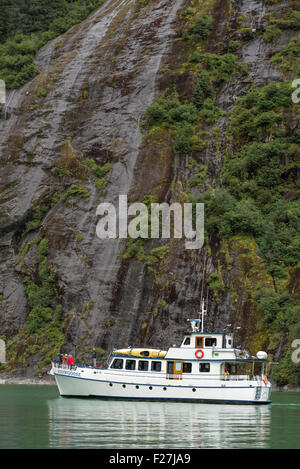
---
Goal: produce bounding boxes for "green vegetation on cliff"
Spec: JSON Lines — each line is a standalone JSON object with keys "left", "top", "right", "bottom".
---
{"left": 1, "top": 0, "right": 299, "bottom": 385}
{"left": 195, "top": 80, "right": 300, "bottom": 384}
{"left": 8, "top": 238, "right": 65, "bottom": 374}
{"left": 200, "top": 80, "right": 299, "bottom": 384}
{"left": 143, "top": 0, "right": 300, "bottom": 385}
{"left": 0, "top": 0, "right": 106, "bottom": 89}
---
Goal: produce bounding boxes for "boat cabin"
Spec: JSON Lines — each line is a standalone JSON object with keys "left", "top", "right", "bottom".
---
{"left": 180, "top": 332, "right": 234, "bottom": 349}
{"left": 107, "top": 317, "right": 267, "bottom": 381}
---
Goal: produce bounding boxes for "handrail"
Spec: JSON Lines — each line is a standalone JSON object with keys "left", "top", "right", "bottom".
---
{"left": 51, "top": 362, "right": 78, "bottom": 371}
{"left": 221, "top": 374, "right": 262, "bottom": 381}
{"left": 51, "top": 363, "right": 264, "bottom": 382}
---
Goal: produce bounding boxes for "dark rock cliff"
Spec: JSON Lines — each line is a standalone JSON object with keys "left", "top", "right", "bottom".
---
{"left": 0, "top": 0, "right": 299, "bottom": 381}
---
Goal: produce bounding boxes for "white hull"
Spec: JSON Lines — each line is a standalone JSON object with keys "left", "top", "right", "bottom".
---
{"left": 52, "top": 367, "right": 271, "bottom": 404}
{"left": 51, "top": 319, "right": 272, "bottom": 405}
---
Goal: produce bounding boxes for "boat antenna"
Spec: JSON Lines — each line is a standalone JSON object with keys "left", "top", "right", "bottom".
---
{"left": 199, "top": 251, "right": 208, "bottom": 332}
{"left": 199, "top": 252, "right": 207, "bottom": 309}
{"left": 200, "top": 298, "right": 206, "bottom": 333}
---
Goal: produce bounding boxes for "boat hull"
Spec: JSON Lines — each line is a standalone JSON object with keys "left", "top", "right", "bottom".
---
{"left": 52, "top": 368, "right": 272, "bottom": 405}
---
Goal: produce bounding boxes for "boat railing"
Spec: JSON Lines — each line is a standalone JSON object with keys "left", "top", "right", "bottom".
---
{"left": 51, "top": 362, "right": 264, "bottom": 382}
{"left": 105, "top": 370, "right": 263, "bottom": 382}
{"left": 221, "top": 374, "right": 262, "bottom": 381}
{"left": 51, "top": 361, "right": 78, "bottom": 371}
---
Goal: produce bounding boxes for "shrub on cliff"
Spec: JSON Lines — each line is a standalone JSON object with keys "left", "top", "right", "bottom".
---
{"left": 228, "top": 81, "right": 293, "bottom": 142}
{"left": 271, "top": 37, "right": 300, "bottom": 75}
{"left": 183, "top": 14, "right": 213, "bottom": 41}
{"left": 189, "top": 52, "right": 247, "bottom": 84}
{"left": 145, "top": 95, "right": 206, "bottom": 155}
{"left": 192, "top": 70, "right": 213, "bottom": 110}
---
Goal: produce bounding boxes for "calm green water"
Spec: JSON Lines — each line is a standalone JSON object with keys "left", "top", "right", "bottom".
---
{"left": 0, "top": 385, "right": 299, "bottom": 449}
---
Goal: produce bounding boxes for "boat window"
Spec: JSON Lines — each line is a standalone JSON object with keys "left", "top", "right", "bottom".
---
{"left": 183, "top": 362, "right": 192, "bottom": 373}
{"left": 175, "top": 362, "right": 182, "bottom": 372}
{"left": 138, "top": 360, "right": 149, "bottom": 371}
{"left": 111, "top": 359, "right": 123, "bottom": 369}
{"left": 125, "top": 359, "right": 136, "bottom": 370}
{"left": 195, "top": 336, "right": 203, "bottom": 348}
{"left": 205, "top": 338, "right": 217, "bottom": 347}
{"left": 140, "top": 350, "right": 150, "bottom": 357}
{"left": 151, "top": 361, "right": 161, "bottom": 372}
{"left": 183, "top": 337, "right": 191, "bottom": 345}
{"left": 199, "top": 363, "right": 210, "bottom": 373}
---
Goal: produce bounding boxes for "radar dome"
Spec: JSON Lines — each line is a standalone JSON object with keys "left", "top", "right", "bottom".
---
{"left": 256, "top": 351, "right": 267, "bottom": 359}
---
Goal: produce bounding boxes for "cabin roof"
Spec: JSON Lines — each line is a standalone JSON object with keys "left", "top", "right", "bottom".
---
{"left": 185, "top": 332, "right": 226, "bottom": 335}
{"left": 110, "top": 353, "right": 267, "bottom": 362}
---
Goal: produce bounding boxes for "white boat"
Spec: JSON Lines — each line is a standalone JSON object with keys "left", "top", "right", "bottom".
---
{"left": 50, "top": 308, "right": 272, "bottom": 405}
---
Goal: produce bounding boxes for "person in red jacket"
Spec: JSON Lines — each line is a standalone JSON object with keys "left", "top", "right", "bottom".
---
{"left": 67, "top": 354, "right": 75, "bottom": 369}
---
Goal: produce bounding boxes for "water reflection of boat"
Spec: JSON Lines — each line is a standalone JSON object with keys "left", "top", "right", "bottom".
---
{"left": 47, "top": 397, "right": 271, "bottom": 449}
{"left": 50, "top": 306, "right": 271, "bottom": 404}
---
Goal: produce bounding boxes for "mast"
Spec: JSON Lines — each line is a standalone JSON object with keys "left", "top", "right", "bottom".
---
{"left": 199, "top": 252, "right": 208, "bottom": 333}
{"left": 200, "top": 299, "right": 206, "bottom": 333}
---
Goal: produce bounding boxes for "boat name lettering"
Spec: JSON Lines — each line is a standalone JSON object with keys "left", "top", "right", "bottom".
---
{"left": 57, "top": 369, "right": 81, "bottom": 378}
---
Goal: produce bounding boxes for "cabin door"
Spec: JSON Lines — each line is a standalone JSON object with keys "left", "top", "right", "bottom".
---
{"left": 167, "top": 361, "right": 183, "bottom": 380}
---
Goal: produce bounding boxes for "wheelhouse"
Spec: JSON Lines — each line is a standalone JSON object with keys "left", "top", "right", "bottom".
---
{"left": 181, "top": 332, "right": 234, "bottom": 349}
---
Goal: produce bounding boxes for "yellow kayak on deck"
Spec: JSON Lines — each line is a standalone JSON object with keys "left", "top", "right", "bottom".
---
{"left": 113, "top": 348, "right": 167, "bottom": 358}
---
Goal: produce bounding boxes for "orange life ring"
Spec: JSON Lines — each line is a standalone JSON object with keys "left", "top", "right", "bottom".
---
{"left": 263, "top": 375, "right": 268, "bottom": 385}
{"left": 195, "top": 349, "right": 204, "bottom": 359}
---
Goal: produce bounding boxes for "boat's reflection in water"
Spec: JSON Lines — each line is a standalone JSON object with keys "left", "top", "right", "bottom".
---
{"left": 47, "top": 397, "right": 271, "bottom": 449}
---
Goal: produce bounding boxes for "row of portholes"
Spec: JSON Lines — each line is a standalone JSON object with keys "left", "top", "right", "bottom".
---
{"left": 109, "top": 383, "right": 157, "bottom": 390}
{"left": 108, "top": 383, "right": 197, "bottom": 392}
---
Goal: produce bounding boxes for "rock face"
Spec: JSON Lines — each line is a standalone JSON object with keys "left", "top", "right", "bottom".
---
{"left": 0, "top": 0, "right": 299, "bottom": 377}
